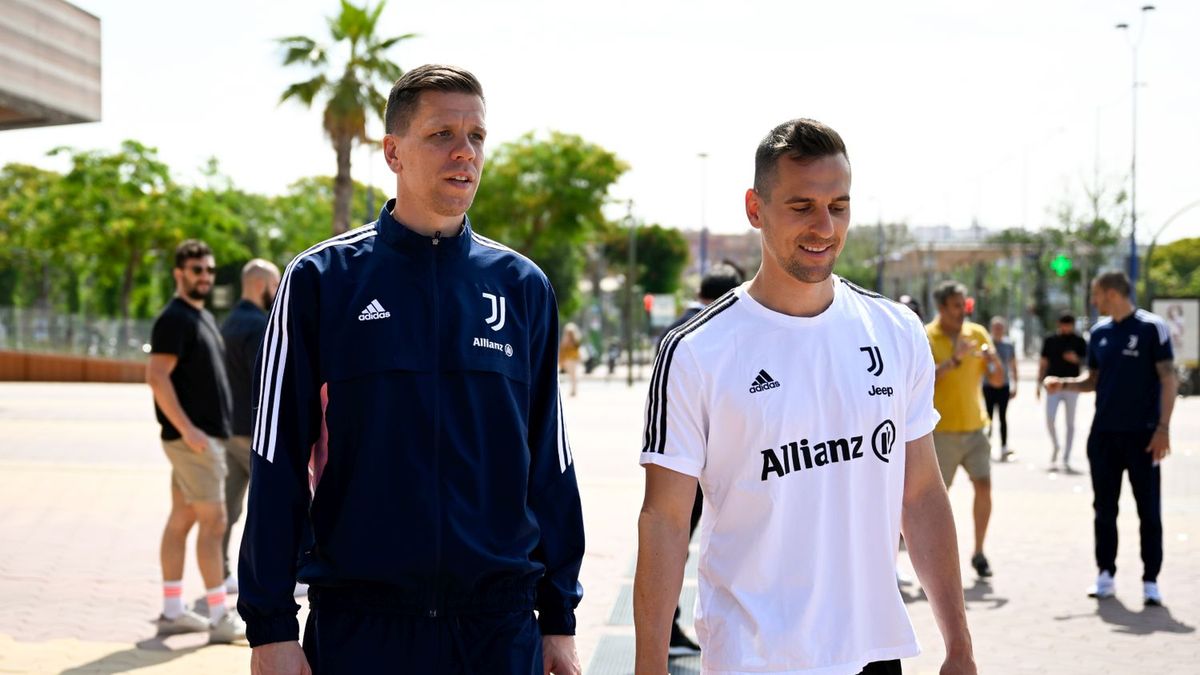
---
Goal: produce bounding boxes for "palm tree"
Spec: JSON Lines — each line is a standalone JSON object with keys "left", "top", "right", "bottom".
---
{"left": 278, "top": 0, "right": 413, "bottom": 234}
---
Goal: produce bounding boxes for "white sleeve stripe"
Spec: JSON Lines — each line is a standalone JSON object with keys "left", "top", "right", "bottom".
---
{"left": 252, "top": 226, "right": 378, "bottom": 463}
{"left": 1136, "top": 309, "right": 1170, "bottom": 345}
{"left": 556, "top": 393, "right": 572, "bottom": 473}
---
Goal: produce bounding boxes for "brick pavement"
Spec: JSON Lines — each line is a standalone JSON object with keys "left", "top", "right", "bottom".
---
{"left": 0, "top": 362, "right": 1197, "bottom": 673}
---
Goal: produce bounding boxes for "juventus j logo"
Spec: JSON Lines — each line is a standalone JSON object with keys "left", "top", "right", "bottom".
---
{"left": 860, "top": 345, "right": 884, "bottom": 377}
{"left": 1127, "top": 335, "right": 1139, "bottom": 350}
{"left": 482, "top": 292, "right": 507, "bottom": 332}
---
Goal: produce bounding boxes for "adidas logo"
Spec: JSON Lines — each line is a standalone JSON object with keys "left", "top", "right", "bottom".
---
{"left": 749, "top": 369, "right": 781, "bottom": 393}
{"left": 358, "top": 299, "right": 391, "bottom": 321}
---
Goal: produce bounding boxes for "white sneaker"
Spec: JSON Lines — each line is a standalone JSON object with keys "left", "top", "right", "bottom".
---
{"left": 1144, "top": 581, "right": 1163, "bottom": 606}
{"left": 209, "top": 611, "right": 247, "bottom": 644}
{"left": 294, "top": 582, "right": 309, "bottom": 597}
{"left": 224, "top": 575, "right": 238, "bottom": 595}
{"left": 156, "top": 609, "right": 209, "bottom": 635}
{"left": 1087, "top": 571, "right": 1115, "bottom": 599}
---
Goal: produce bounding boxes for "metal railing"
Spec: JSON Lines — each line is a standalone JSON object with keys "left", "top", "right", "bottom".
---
{"left": 0, "top": 307, "right": 152, "bottom": 360}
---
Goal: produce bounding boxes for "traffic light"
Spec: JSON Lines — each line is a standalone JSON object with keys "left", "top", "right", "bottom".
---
{"left": 1050, "top": 254, "right": 1072, "bottom": 277}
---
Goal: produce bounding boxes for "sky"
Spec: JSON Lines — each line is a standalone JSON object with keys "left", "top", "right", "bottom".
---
{"left": 4, "top": 0, "right": 1200, "bottom": 243}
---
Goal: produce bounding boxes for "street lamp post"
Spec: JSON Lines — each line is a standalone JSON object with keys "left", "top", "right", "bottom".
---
{"left": 1116, "top": 4, "right": 1155, "bottom": 303}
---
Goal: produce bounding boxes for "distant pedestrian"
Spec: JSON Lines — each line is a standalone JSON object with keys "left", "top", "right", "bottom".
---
{"left": 1037, "top": 313, "right": 1088, "bottom": 472}
{"left": 218, "top": 259, "right": 280, "bottom": 593}
{"left": 897, "top": 293, "right": 923, "bottom": 321}
{"left": 649, "top": 261, "right": 742, "bottom": 658}
{"left": 982, "top": 317, "right": 1018, "bottom": 461}
{"left": 926, "top": 280, "right": 1003, "bottom": 579}
{"left": 146, "top": 239, "right": 245, "bottom": 642}
{"left": 1044, "top": 270, "right": 1176, "bottom": 606}
{"left": 559, "top": 322, "right": 583, "bottom": 397}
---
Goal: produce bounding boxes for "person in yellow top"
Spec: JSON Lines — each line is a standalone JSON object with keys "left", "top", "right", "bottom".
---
{"left": 926, "top": 280, "right": 1002, "bottom": 579}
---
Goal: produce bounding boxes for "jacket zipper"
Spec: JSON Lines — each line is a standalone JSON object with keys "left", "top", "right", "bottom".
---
{"left": 430, "top": 229, "right": 443, "bottom": 621}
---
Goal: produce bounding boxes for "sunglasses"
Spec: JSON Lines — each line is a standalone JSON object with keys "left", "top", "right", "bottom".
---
{"left": 186, "top": 265, "right": 216, "bottom": 275}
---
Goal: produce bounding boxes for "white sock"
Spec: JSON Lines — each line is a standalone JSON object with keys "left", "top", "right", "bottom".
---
{"left": 163, "top": 580, "right": 184, "bottom": 618}
{"left": 206, "top": 586, "right": 228, "bottom": 622}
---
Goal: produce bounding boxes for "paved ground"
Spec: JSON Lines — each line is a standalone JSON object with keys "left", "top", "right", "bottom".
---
{"left": 0, "top": 357, "right": 1196, "bottom": 673}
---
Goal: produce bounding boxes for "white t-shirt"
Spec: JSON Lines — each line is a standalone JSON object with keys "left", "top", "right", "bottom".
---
{"left": 640, "top": 277, "right": 940, "bottom": 675}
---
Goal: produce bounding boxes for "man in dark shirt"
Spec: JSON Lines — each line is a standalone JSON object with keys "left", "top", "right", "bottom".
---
{"left": 219, "top": 258, "right": 280, "bottom": 593}
{"left": 146, "top": 239, "right": 245, "bottom": 642}
{"left": 1037, "top": 313, "right": 1089, "bottom": 471}
{"left": 1044, "top": 270, "right": 1176, "bottom": 606}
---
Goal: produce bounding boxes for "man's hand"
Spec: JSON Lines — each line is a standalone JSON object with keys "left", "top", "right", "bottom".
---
{"left": 1008, "top": 386, "right": 1017, "bottom": 400}
{"left": 1147, "top": 429, "right": 1171, "bottom": 462}
{"left": 251, "top": 641, "right": 311, "bottom": 675}
{"left": 543, "top": 635, "right": 581, "bottom": 675}
{"left": 182, "top": 426, "right": 209, "bottom": 454}
{"left": 940, "top": 652, "right": 978, "bottom": 675}
{"left": 954, "top": 337, "right": 975, "bottom": 361}
{"left": 1063, "top": 350, "right": 1081, "bottom": 365}
{"left": 1043, "top": 377, "right": 1063, "bottom": 394}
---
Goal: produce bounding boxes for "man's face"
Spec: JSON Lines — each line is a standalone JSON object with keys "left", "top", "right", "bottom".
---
{"left": 177, "top": 255, "right": 216, "bottom": 301}
{"left": 1091, "top": 281, "right": 1112, "bottom": 316}
{"left": 991, "top": 322, "right": 1005, "bottom": 340}
{"left": 384, "top": 91, "right": 486, "bottom": 223}
{"left": 1058, "top": 320, "right": 1075, "bottom": 335}
{"left": 938, "top": 293, "right": 966, "bottom": 332}
{"left": 746, "top": 153, "right": 851, "bottom": 285}
{"left": 263, "top": 272, "right": 281, "bottom": 309}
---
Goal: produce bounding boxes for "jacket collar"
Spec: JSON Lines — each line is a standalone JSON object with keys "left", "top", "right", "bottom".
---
{"left": 376, "top": 198, "right": 473, "bottom": 255}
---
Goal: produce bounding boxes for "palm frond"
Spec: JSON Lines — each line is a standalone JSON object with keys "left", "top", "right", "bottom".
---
{"left": 280, "top": 74, "right": 329, "bottom": 106}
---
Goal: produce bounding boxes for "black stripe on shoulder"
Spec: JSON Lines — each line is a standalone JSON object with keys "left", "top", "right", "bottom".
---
{"left": 839, "top": 278, "right": 891, "bottom": 301}
{"left": 649, "top": 293, "right": 739, "bottom": 455}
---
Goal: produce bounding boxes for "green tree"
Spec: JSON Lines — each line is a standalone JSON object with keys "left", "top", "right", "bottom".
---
{"left": 834, "top": 222, "right": 911, "bottom": 292}
{"left": 1146, "top": 237, "right": 1200, "bottom": 298}
{"left": 277, "top": 0, "right": 412, "bottom": 235}
{"left": 468, "top": 131, "right": 628, "bottom": 318}
{"left": 0, "top": 164, "right": 62, "bottom": 309}
{"left": 601, "top": 222, "right": 690, "bottom": 294}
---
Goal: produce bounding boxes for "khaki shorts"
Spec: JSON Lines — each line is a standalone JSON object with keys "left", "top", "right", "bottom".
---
{"left": 933, "top": 430, "right": 991, "bottom": 486}
{"left": 162, "top": 436, "right": 228, "bottom": 503}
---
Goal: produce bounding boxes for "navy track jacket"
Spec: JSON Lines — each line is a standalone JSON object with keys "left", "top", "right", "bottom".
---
{"left": 238, "top": 202, "right": 585, "bottom": 647}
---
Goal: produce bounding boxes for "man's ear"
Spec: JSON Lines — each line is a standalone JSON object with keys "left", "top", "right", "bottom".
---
{"left": 382, "top": 134, "right": 402, "bottom": 173}
{"left": 745, "top": 188, "right": 763, "bottom": 231}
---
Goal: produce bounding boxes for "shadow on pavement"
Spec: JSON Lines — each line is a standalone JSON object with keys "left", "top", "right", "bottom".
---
{"left": 900, "top": 579, "right": 1008, "bottom": 610}
{"left": 58, "top": 634, "right": 209, "bottom": 675}
{"left": 1053, "top": 598, "right": 1196, "bottom": 635}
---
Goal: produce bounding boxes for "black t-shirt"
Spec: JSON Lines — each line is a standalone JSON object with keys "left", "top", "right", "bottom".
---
{"left": 151, "top": 297, "right": 233, "bottom": 440}
{"left": 221, "top": 299, "right": 269, "bottom": 437}
{"left": 1041, "top": 332, "right": 1089, "bottom": 378}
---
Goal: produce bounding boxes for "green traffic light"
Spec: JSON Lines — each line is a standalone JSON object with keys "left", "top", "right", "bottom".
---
{"left": 1050, "top": 254, "right": 1072, "bottom": 277}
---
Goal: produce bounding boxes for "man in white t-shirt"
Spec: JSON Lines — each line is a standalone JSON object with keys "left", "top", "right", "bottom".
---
{"left": 633, "top": 118, "right": 977, "bottom": 675}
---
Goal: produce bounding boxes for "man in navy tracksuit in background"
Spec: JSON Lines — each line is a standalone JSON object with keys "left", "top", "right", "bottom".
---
{"left": 239, "top": 64, "right": 585, "bottom": 675}
{"left": 1044, "top": 270, "right": 1176, "bottom": 607}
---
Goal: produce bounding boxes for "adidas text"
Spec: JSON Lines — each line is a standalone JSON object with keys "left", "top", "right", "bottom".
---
{"left": 359, "top": 310, "right": 391, "bottom": 321}
{"left": 749, "top": 381, "right": 781, "bottom": 393}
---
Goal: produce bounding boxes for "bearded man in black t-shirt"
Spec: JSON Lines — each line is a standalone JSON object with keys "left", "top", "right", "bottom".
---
{"left": 1037, "top": 313, "right": 1089, "bottom": 472}
{"left": 146, "top": 239, "right": 245, "bottom": 642}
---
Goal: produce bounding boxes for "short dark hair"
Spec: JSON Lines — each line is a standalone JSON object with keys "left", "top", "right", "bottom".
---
{"left": 1058, "top": 312, "right": 1076, "bottom": 325}
{"left": 933, "top": 280, "right": 967, "bottom": 307}
{"left": 1093, "top": 269, "right": 1131, "bottom": 297}
{"left": 174, "top": 239, "right": 212, "bottom": 268}
{"left": 384, "top": 64, "right": 485, "bottom": 135}
{"left": 699, "top": 263, "right": 743, "bottom": 301}
{"left": 753, "top": 118, "right": 848, "bottom": 195}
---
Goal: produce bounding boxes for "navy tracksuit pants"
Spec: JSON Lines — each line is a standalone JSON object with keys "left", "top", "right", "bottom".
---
{"left": 1087, "top": 430, "right": 1163, "bottom": 582}
{"left": 302, "top": 588, "right": 543, "bottom": 675}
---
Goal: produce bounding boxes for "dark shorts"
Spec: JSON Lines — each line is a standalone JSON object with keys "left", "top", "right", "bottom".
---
{"left": 302, "top": 594, "right": 542, "bottom": 675}
{"left": 859, "top": 660, "right": 902, "bottom": 675}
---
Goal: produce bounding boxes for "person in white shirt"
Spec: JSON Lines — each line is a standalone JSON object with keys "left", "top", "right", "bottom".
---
{"left": 633, "top": 118, "right": 977, "bottom": 675}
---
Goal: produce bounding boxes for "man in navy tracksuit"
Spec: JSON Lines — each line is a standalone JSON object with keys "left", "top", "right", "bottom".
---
{"left": 1044, "top": 270, "right": 1176, "bottom": 606}
{"left": 239, "top": 65, "right": 585, "bottom": 675}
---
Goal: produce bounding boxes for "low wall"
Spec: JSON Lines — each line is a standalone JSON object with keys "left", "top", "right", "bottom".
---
{"left": 0, "top": 350, "right": 145, "bottom": 383}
